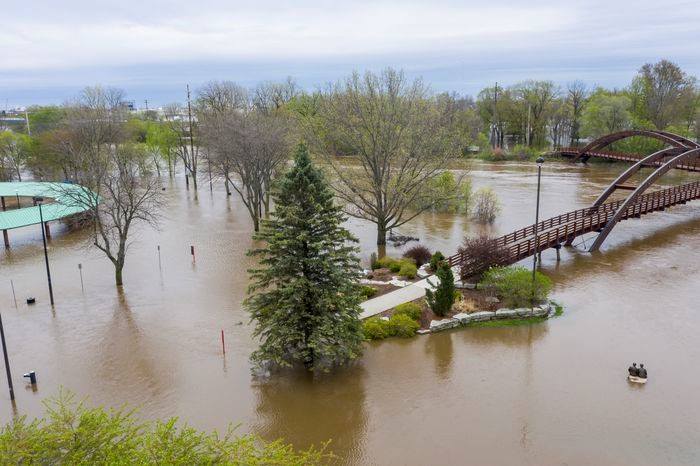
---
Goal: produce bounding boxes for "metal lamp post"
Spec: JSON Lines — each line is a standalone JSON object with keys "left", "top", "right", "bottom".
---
{"left": 33, "top": 197, "right": 54, "bottom": 306}
{"left": 531, "top": 157, "right": 545, "bottom": 306}
{"left": 0, "top": 311, "right": 14, "bottom": 401}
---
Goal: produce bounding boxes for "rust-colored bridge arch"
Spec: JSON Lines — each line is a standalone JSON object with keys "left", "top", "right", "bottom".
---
{"left": 574, "top": 130, "right": 699, "bottom": 163}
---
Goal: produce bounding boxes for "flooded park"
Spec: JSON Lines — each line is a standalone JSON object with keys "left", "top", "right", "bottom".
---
{"left": 1, "top": 160, "right": 699, "bottom": 465}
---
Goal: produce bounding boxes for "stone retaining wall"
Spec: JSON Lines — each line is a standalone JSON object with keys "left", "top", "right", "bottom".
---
{"left": 423, "top": 302, "right": 556, "bottom": 334}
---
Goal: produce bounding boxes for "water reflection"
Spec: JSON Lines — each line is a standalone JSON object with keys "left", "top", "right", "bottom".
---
{"left": 253, "top": 367, "right": 368, "bottom": 462}
{"left": 424, "top": 331, "right": 454, "bottom": 380}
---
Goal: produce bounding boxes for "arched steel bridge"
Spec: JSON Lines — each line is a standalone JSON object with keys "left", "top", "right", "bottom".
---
{"left": 450, "top": 131, "right": 700, "bottom": 276}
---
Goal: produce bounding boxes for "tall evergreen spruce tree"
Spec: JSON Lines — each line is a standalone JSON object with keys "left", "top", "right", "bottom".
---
{"left": 246, "top": 144, "right": 364, "bottom": 371}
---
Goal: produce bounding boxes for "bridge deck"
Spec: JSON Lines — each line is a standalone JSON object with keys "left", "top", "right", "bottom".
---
{"left": 557, "top": 147, "right": 700, "bottom": 172}
{"left": 449, "top": 180, "right": 700, "bottom": 275}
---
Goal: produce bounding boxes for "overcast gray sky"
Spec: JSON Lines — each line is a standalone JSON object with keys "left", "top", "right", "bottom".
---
{"left": 2, "top": 0, "right": 698, "bottom": 107}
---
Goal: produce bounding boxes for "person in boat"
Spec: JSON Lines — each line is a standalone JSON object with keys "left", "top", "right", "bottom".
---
{"left": 628, "top": 363, "right": 639, "bottom": 377}
{"left": 637, "top": 363, "right": 647, "bottom": 379}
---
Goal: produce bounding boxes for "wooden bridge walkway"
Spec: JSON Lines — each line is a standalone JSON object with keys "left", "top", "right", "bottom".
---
{"left": 557, "top": 147, "right": 700, "bottom": 172}
{"left": 448, "top": 180, "right": 700, "bottom": 275}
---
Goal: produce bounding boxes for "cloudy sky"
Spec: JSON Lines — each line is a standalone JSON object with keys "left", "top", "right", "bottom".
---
{"left": 2, "top": 0, "right": 699, "bottom": 107}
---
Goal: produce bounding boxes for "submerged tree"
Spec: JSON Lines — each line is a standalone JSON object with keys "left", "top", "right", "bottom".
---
{"left": 246, "top": 145, "right": 364, "bottom": 371}
{"left": 308, "top": 68, "right": 462, "bottom": 246}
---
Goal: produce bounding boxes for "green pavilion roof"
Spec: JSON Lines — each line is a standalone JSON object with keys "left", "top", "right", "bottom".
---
{"left": 0, "top": 182, "right": 93, "bottom": 230}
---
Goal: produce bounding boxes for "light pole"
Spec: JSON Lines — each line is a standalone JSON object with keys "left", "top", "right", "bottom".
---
{"left": 531, "top": 157, "right": 545, "bottom": 306}
{"left": 0, "top": 310, "right": 14, "bottom": 401}
{"left": 33, "top": 197, "right": 54, "bottom": 306}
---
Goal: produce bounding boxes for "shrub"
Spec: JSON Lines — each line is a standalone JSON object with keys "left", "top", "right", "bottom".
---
{"left": 0, "top": 390, "right": 331, "bottom": 464}
{"left": 453, "top": 298, "right": 477, "bottom": 313}
{"left": 480, "top": 266, "right": 552, "bottom": 307}
{"left": 388, "top": 260, "right": 403, "bottom": 273}
{"left": 429, "top": 251, "right": 445, "bottom": 271}
{"left": 370, "top": 252, "right": 379, "bottom": 270}
{"left": 472, "top": 188, "right": 501, "bottom": 223}
{"left": 375, "top": 256, "right": 395, "bottom": 270}
{"left": 360, "top": 285, "right": 377, "bottom": 299}
{"left": 394, "top": 302, "right": 422, "bottom": 320}
{"left": 426, "top": 263, "right": 456, "bottom": 317}
{"left": 458, "top": 235, "right": 513, "bottom": 281}
{"left": 398, "top": 262, "right": 417, "bottom": 279}
{"left": 403, "top": 245, "right": 432, "bottom": 267}
{"left": 362, "top": 318, "right": 391, "bottom": 340}
{"left": 388, "top": 314, "right": 420, "bottom": 337}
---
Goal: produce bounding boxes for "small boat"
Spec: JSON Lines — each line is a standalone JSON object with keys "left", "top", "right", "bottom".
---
{"left": 627, "top": 375, "right": 647, "bottom": 384}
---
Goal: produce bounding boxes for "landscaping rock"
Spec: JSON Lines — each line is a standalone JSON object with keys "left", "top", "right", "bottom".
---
{"left": 453, "top": 313, "right": 473, "bottom": 324}
{"left": 469, "top": 311, "right": 495, "bottom": 322}
{"left": 380, "top": 316, "right": 390, "bottom": 321}
{"left": 417, "top": 329, "right": 431, "bottom": 335}
{"left": 516, "top": 308, "right": 534, "bottom": 317}
{"left": 429, "top": 318, "right": 460, "bottom": 332}
{"left": 532, "top": 306, "right": 548, "bottom": 317}
{"left": 389, "top": 278, "right": 411, "bottom": 287}
{"left": 485, "top": 296, "right": 500, "bottom": 303}
{"left": 455, "top": 281, "right": 477, "bottom": 289}
{"left": 495, "top": 308, "right": 519, "bottom": 319}
{"left": 417, "top": 265, "right": 431, "bottom": 279}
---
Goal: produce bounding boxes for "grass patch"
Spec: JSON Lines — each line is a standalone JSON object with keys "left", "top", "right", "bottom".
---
{"left": 466, "top": 316, "right": 548, "bottom": 328}
{"left": 551, "top": 301, "right": 564, "bottom": 317}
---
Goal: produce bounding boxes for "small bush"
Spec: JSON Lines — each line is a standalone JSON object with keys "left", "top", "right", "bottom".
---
{"left": 426, "top": 262, "right": 456, "bottom": 317}
{"left": 375, "top": 256, "right": 395, "bottom": 270}
{"left": 480, "top": 266, "right": 552, "bottom": 307}
{"left": 403, "top": 245, "right": 432, "bottom": 267}
{"left": 370, "top": 252, "right": 379, "bottom": 270}
{"left": 398, "top": 262, "right": 417, "bottom": 279}
{"left": 472, "top": 188, "right": 501, "bottom": 223}
{"left": 453, "top": 298, "right": 477, "bottom": 313}
{"left": 388, "top": 314, "right": 420, "bottom": 338}
{"left": 360, "top": 285, "right": 377, "bottom": 299}
{"left": 388, "top": 260, "right": 403, "bottom": 273}
{"left": 429, "top": 251, "right": 445, "bottom": 271}
{"left": 394, "top": 302, "right": 422, "bottom": 320}
{"left": 458, "top": 235, "right": 513, "bottom": 281}
{"left": 363, "top": 318, "right": 391, "bottom": 340}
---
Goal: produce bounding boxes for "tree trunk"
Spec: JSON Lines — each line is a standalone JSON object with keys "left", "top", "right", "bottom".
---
{"left": 376, "top": 223, "right": 387, "bottom": 246}
{"left": 253, "top": 215, "right": 260, "bottom": 232}
{"left": 115, "top": 265, "right": 124, "bottom": 287}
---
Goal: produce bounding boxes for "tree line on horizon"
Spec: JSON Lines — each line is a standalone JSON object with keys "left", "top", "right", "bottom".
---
{"left": 0, "top": 59, "right": 697, "bottom": 285}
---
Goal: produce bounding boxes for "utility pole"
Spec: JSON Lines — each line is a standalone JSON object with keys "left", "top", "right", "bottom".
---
{"left": 0, "top": 310, "right": 15, "bottom": 401}
{"left": 24, "top": 110, "right": 31, "bottom": 136}
{"left": 186, "top": 84, "right": 197, "bottom": 190}
{"left": 492, "top": 82, "right": 499, "bottom": 149}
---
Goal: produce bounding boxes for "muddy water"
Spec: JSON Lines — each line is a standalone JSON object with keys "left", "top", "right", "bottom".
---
{"left": 1, "top": 161, "right": 699, "bottom": 465}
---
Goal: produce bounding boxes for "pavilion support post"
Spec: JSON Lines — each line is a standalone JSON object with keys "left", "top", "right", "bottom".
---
{"left": 44, "top": 222, "right": 51, "bottom": 240}
{"left": 1, "top": 197, "right": 5, "bottom": 211}
{"left": 2, "top": 230, "right": 8, "bottom": 249}
{"left": 555, "top": 244, "right": 561, "bottom": 262}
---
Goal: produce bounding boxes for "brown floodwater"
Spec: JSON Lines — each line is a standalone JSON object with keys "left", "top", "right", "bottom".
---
{"left": 1, "top": 160, "right": 699, "bottom": 465}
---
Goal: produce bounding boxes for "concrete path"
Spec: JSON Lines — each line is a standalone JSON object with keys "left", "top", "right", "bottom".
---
{"left": 359, "top": 276, "right": 439, "bottom": 319}
{"left": 359, "top": 266, "right": 462, "bottom": 319}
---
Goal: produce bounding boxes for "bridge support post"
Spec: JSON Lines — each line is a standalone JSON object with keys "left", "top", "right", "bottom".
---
{"left": 2, "top": 230, "right": 8, "bottom": 249}
{"left": 554, "top": 244, "right": 562, "bottom": 262}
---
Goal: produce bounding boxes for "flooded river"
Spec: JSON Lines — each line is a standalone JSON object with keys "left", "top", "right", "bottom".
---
{"left": 1, "top": 161, "right": 699, "bottom": 465}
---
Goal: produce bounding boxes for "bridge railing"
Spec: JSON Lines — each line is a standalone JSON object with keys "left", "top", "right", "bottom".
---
{"left": 449, "top": 180, "right": 700, "bottom": 272}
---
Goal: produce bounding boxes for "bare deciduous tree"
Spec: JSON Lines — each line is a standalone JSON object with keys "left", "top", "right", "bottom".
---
{"left": 307, "top": 68, "right": 462, "bottom": 246}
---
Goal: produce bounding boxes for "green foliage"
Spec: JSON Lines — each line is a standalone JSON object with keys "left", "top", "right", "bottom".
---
{"left": 403, "top": 245, "right": 432, "bottom": 267}
{"left": 480, "top": 266, "right": 552, "bottom": 308}
{"left": 375, "top": 256, "right": 396, "bottom": 270}
{"left": 388, "top": 260, "right": 403, "bottom": 273}
{"left": 472, "top": 188, "right": 501, "bottom": 223}
{"left": 362, "top": 317, "right": 392, "bottom": 340}
{"left": 360, "top": 285, "right": 378, "bottom": 299}
{"left": 362, "top": 313, "right": 420, "bottom": 340}
{"left": 369, "top": 252, "right": 379, "bottom": 269}
{"left": 246, "top": 145, "right": 364, "bottom": 371}
{"left": 394, "top": 302, "right": 422, "bottom": 320}
{"left": 421, "top": 171, "right": 472, "bottom": 213}
{"left": 389, "top": 314, "right": 421, "bottom": 337}
{"left": 510, "top": 144, "right": 541, "bottom": 160}
{"left": 425, "top": 263, "right": 456, "bottom": 317}
{"left": 429, "top": 251, "right": 445, "bottom": 271}
{"left": 581, "top": 90, "right": 632, "bottom": 138}
{"left": 0, "top": 390, "right": 330, "bottom": 464}
{"left": 398, "top": 262, "right": 417, "bottom": 279}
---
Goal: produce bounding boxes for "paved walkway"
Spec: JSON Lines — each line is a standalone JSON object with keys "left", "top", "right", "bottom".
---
{"left": 359, "top": 276, "right": 440, "bottom": 319}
